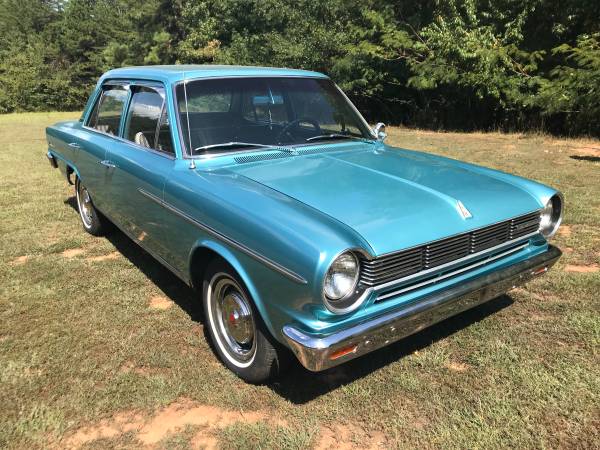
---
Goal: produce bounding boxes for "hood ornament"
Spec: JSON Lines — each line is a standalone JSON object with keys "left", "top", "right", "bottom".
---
{"left": 457, "top": 200, "right": 473, "bottom": 219}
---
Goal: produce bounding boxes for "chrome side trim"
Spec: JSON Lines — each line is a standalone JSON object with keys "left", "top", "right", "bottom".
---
{"left": 138, "top": 188, "right": 307, "bottom": 284}
{"left": 283, "top": 245, "right": 562, "bottom": 372}
{"left": 371, "top": 232, "right": 539, "bottom": 293}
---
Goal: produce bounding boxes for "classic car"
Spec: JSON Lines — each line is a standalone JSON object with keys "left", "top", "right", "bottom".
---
{"left": 46, "top": 65, "right": 563, "bottom": 383}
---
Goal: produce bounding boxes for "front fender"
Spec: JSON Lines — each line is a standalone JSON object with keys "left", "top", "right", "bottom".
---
{"left": 188, "top": 239, "right": 283, "bottom": 341}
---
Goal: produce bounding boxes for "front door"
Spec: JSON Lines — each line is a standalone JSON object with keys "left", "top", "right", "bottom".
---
{"left": 103, "top": 83, "right": 176, "bottom": 261}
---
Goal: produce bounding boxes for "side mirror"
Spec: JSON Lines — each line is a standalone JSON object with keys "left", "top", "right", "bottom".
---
{"left": 373, "top": 122, "right": 387, "bottom": 141}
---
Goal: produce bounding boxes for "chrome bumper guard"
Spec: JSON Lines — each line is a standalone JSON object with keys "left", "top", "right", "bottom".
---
{"left": 47, "top": 151, "right": 58, "bottom": 168}
{"left": 283, "top": 245, "right": 561, "bottom": 372}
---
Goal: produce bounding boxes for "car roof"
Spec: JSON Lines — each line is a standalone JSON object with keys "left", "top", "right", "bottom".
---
{"left": 99, "top": 65, "right": 328, "bottom": 84}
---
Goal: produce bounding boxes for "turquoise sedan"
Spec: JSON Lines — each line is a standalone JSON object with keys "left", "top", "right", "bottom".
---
{"left": 46, "top": 65, "right": 563, "bottom": 383}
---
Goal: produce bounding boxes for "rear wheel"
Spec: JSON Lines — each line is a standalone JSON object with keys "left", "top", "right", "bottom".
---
{"left": 202, "top": 260, "right": 289, "bottom": 383}
{"left": 75, "top": 178, "right": 107, "bottom": 236}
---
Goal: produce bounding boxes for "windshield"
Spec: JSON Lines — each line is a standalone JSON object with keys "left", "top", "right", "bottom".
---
{"left": 176, "top": 77, "right": 373, "bottom": 155}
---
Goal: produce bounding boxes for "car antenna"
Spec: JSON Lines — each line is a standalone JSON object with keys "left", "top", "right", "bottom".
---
{"left": 183, "top": 70, "right": 196, "bottom": 169}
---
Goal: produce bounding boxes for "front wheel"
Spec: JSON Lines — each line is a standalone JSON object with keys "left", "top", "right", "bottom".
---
{"left": 75, "top": 178, "right": 108, "bottom": 236}
{"left": 202, "top": 260, "right": 289, "bottom": 383}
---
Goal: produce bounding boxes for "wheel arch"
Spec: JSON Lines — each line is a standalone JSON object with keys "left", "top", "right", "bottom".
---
{"left": 49, "top": 150, "right": 81, "bottom": 185}
{"left": 187, "top": 240, "right": 278, "bottom": 339}
{"left": 66, "top": 165, "right": 76, "bottom": 185}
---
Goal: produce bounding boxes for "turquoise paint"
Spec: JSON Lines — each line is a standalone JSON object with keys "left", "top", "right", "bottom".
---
{"left": 46, "top": 65, "right": 560, "bottom": 345}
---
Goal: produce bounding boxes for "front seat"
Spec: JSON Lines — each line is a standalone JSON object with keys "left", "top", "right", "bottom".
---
{"left": 134, "top": 131, "right": 150, "bottom": 148}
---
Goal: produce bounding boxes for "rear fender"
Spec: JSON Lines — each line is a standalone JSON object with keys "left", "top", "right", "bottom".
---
{"left": 49, "top": 150, "right": 80, "bottom": 185}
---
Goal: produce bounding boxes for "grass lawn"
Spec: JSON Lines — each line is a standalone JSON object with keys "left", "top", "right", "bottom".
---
{"left": 1, "top": 112, "right": 598, "bottom": 449}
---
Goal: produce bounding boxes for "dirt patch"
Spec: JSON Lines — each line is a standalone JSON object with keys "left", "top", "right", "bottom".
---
{"left": 190, "top": 431, "right": 218, "bottom": 450}
{"left": 86, "top": 251, "right": 121, "bottom": 262}
{"left": 446, "top": 361, "right": 470, "bottom": 372}
{"left": 66, "top": 411, "right": 144, "bottom": 448}
{"left": 149, "top": 295, "right": 174, "bottom": 310}
{"left": 572, "top": 146, "right": 600, "bottom": 157}
{"left": 549, "top": 138, "right": 600, "bottom": 156}
{"left": 61, "top": 248, "right": 85, "bottom": 258}
{"left": 529, "top": 312, "right": 554, "bottom": 322}
{"left": 564, "top": 264, "right": 599, "bottom": 273}
{"left": 119, "top": 360, "right": 136, "bottom": 373}
{"left": 64, "top": 397, "right": 281, "bottom": 449}
{"left": 137, "top": 399, "right": 273, "bottom": 445}
{"left": 119, "top": 360, "right": 165, "bottom": 377}
{"left": 315, "top": 424, "right": 386, "bottom": 450}
{"left": 9, "top": 255, "right": 30, "bottom": 265}
{"left": 558, "top": 225, "right": 572, "bottom": 237}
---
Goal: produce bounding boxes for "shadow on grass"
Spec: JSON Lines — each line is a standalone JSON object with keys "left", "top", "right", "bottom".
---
{"left": 106, "top": 228, "right": 203, "bottom": 322}
{"left": 570, "top": 155, "right": 600, "bottom": 162}
{"left": 269, "top": 294, "right": 513, "bottom": 404}
{"left": 64, "top": 195, "right": 78, "bottom": 211}
{"left": 64, "top": 195, "right": 514, "bottom": 403}
{"left": 64, "top": 196, "right": 201, "bottom": 322}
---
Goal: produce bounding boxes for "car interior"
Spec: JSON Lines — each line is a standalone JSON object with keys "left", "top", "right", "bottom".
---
{"left": 87, "top": 77, "right": 367, "bottom": 156}
{"left": 177, "top": 77, "right": 368, "bottom": 154}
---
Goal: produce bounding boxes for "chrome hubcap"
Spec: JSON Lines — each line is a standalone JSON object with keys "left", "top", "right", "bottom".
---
{"left": 221, "top": 291, "right": 254, "bottom": 345}
{"left": 77, "top": 182, "right": 93, "bottom": 228}
{"left": 209, "top": 275, "right": 256, "bottom": 365}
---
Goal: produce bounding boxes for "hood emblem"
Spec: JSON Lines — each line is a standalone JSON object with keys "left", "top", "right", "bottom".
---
{"left": 457, "top": 200, "right": 473, "bottom": 219}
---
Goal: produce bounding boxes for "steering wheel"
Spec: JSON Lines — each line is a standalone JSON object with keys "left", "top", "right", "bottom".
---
{"left": 276, "top": 117, "right": 322, "bottom": 144}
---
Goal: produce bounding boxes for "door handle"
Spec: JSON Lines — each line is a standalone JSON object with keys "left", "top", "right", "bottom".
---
{"left": 99, "top": 160, "right": 116, "bottom": 168}
{"left": 68, "top": 142, "right": 81, "bottom": 149}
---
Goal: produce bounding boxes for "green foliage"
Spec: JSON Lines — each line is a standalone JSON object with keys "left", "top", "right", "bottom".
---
{"left": 0, "top": 0, "right": 598, "bottom": 135}
{"left": 537, "top": 34, "right": 600, "bottom": 135}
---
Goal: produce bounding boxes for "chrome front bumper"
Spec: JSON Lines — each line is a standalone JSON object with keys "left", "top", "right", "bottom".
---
{"left": 283, "top": 245, "right": 561, "bottom": 372}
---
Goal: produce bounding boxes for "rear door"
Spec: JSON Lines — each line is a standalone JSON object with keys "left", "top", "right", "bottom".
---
{"left": 78, "top": 83, "right": 129, "bottom": 211}
{"left": 103, "top": 83, "right": 176, "bottom": 260}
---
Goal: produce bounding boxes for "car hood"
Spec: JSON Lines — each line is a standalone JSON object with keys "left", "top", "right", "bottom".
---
{"left": 230, "top": 143, "right": 543, "bottom": 255}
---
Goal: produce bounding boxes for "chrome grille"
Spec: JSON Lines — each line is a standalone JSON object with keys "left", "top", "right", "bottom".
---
{"left": 360, "top": 211, "right": 540, "bottom": 288}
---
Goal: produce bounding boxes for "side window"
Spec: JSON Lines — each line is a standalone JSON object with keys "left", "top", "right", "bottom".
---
{"left": 155, "top": 107, "right": 175, "bottom": 154}
{"left": 87, "top": 85, "right": 128, "bottom": 135}
{"left": 124, "top": 86, "right": 165, "bottom": 150}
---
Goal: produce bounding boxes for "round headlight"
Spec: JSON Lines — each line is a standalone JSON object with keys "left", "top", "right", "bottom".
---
{"left": 323, "top": 252, "right": 360, "bottom": 305}
{"left": 539, "top": 194, "right": 563, "bottom": 239}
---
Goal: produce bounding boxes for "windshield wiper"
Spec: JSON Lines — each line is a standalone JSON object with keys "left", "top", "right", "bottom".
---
{"left": 193, "top": 141, "right": 274, "bottom": 153}
{"left": 305, "top": 134, "right": 370, "bottom": 143}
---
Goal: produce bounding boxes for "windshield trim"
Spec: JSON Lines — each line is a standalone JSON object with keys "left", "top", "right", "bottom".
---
{"left": 188, "top": 139, "right": 377, "bottom": 160}
{"left": 172, "top": 76, "right": 375, "bottom": 159}
{"left": 305, "top": 133, "right": 371, "bottom": 143}
{"left": 193, "top": 141, "right": 277, "bottom": 154}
